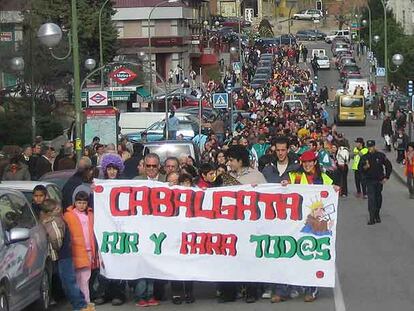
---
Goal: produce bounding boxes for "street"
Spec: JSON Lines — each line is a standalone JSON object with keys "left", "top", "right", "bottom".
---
{"left": 48, "top": 41, "right": 414, "bottom": 311}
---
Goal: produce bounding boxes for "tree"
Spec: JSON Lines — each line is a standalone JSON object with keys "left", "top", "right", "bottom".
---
{"left": 258, "top": 19, "right": 274, "bottom": 38}
{"left": 360, "top": 0, "right": 414, "bottom": 88}
{"left": 20, "top": 0, "right": 118, "bottom": 91}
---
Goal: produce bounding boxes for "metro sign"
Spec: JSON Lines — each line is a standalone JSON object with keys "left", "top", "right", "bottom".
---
{"left": 110, "top": 67, "right": 137, "bottom": 85}
{"left": 88, "top": 91, "right": 108, "bottom": 106}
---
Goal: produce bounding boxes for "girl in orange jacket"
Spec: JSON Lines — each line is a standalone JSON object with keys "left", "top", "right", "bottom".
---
{"left": 64, "top": 191, "right": 97, "bottom": 303}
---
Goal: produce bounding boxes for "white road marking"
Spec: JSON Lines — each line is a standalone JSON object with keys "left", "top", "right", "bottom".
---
{"left": 334, "top": 267, "right": 347, "bottom": 311}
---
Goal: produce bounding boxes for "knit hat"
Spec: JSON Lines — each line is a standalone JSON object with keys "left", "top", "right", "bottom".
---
{"left": 101, "top": 153, "right": 124, "bottom": 173}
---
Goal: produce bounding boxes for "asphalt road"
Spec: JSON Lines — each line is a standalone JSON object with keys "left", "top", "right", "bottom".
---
{"left": 49, "top": 41, "right": 414, "bottom": 311}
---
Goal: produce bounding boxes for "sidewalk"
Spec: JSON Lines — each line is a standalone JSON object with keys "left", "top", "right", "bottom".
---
{"left": 387, "top": 149, "right": 408, "bottom": 187}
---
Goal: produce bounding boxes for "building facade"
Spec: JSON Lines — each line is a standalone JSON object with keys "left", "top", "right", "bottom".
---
{"left": 387, "top": 0, "right": 414, "bottom": 35}
{"left": 0, "top": 0, "right": 25, "bottom": 89}
{"left": 113, "top": 0, "right": 207, "bottom": 83}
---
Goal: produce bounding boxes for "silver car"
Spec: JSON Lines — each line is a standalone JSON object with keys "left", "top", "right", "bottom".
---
{"left": 0, "top": 188, "right": 50, "bottom": 311}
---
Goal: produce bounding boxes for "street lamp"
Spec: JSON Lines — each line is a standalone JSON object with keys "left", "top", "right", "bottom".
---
{"left": 148, "top": 0, "right": 179, "bottom": 96}
{"left": 373, "top": 35, "right": 380, "bottom": 43}
{"left": 37, "top": 23, "right": 63, "bottom": 48}
{"left": 84, "top": 58, "right": 97, "bottom": 71}
{"left": 10, "top": 57, "right": 25, "bottom": 72}
{"left": 380, "top": 0, "right": 388, "bottom": 84}
{"left": 38, "top": 0, "right": 82, "bottom": 163}
{"left": 390, "top": 53, "right": 404, "bottom": 72}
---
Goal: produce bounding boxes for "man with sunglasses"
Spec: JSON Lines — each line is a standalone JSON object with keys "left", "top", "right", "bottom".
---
{"left": 134, "top": 153, "right": 166, "bottom": 182}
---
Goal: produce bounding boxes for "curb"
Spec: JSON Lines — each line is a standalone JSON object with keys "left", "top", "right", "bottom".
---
{"left": 392, "top": 168, "right": 407, "bottom": 187}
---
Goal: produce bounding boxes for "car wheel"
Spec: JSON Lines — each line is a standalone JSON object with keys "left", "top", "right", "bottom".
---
{"left": 33, "top": 270, "right": 50, "bottom": 310}
{"left": 0, "top": 288, "right": 8, "bottom": 311}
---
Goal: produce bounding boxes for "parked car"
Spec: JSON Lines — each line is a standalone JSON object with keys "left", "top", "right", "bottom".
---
{"left": 332, "top": 42, "right": 350, "bottom": 56}
{"left": 280, "top": 34, "right": 297, "bottom": 45}
{"left": 340, "top": 64, "right": 361, "bottom": 82}
{"left": 176, "top": 107, "right": 218, "bottom": 120}
{"left": 255, "top": 67, "right": 272, "bottom": 75}
{"left": 251, "top": 78, "right": 267, "bottom": 88}
{"left": 316, "top": 55, "right": 331, "bottom": 69}
{"left": 325, "top": 29, "right": 351, "bottom": 43}
{"left": 296, "top": 30, "right": 317, "bottom": 41}
{"left": 0, "top": 187, "right": 51, "bottom": 311}
{"left": 253, "top": 73, "right": 271, "bottom": 80}
{"left": 142, "top": 141, "right": 200, "bottom": 166}
{"left": 306, "top": 29, "right": 326, "bottom": 40}
{"left": 39, "top": 169, "right": 76, "bottom": 190}
{"left": 0, "top": 181, "right": 62, "bottom": 205}
{"left": 293, "top": 9, "right": 323, "bottom": 20}
{"left": 260, "top": 53, "right": 274, "bottom": 61}
{"left": 127, "top": 119, "right": 199, "bottom": 142}
{"left": 282, "top": 99, "right": 304, "bottom": 111}
{"left": 337, "top": 56, "right": 356, "bottom": 70}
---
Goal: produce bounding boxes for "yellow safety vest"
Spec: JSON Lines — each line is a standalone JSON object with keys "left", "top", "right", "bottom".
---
{"left": 351, "top": 147, "right": 368, "bottom": 171}
{"left": 288, "top": 172, "right": 333, "bottom": 185}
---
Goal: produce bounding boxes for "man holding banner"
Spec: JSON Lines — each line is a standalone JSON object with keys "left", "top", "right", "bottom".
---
{"left": 272, "top": 150, "right": 340, "bottom": 303}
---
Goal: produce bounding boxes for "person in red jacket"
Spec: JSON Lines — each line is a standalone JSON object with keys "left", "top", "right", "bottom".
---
{"left": 195, "top": 163, "right": 217, "bottom": 188}
{"left": 64, "top": 191, "right": 97, "bottom": 304}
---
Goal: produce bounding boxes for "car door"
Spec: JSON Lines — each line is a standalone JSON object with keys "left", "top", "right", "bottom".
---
{"left": 6, "top": 193, "right": 45, "bottom": 304}
{"left": 0, "top": 194, "right": 34, "bottom": 308}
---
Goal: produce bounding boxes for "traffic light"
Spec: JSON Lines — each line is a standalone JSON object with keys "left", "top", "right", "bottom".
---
{"left": 316, "top": 0, "right": 322, "bottom": 11}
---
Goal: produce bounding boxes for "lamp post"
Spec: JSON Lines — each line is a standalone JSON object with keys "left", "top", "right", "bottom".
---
{"left": 379, "top": 0, "right": 388, "bottom": 85}
{"left": 148, "top": 0, "right": 179, "bottom": 96}
{"left": 99, "top": 0, "right": 111, "bottom": 90}
{"left": 38, "top": 3, "right": 82, "bottom": 162}
{"left": 10, "top": 57, "right": 36, "bottom": 141}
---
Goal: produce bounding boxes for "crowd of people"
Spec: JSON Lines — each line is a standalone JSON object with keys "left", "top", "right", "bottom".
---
{"left": 1, "top": 38, "right": 412, "bottom": 310}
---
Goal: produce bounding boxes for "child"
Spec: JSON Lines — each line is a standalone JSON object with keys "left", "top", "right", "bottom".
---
{"left": 39, "top": 199, "right": 93, "bottom": 311}
{"left": 32, "top": 185, "right": 48, "bottom": 218}
{"left": 64, "top": 191, "right": 97, "bottom": 304}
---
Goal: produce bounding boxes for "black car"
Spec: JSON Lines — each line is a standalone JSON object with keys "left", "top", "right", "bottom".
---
{"left": 296, "top": 30, "right": 317, "bottom": 41}
{"left": 280, "top": 34, "right": 297, "bottom": 45}
{"left": 306, "top": 29, "right": 326, "bottom": 40}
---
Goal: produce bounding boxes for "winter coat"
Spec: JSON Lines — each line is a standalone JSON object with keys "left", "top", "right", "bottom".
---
{"left": 64, "top": 206, "right": 97, "bottom": 270}
{"left": 2, "top": 163, "right": 31, "bottom": 181}
{"left": 336, "top": 146, "right": 350, "bottom": 166}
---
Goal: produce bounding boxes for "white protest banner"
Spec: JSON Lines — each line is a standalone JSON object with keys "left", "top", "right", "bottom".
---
{"left": 94, "top": 179, "right": 338, "bottom": 287}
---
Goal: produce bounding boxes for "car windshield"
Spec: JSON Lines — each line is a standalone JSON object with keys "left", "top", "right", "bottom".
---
{"left": 145, "top": 144, "right": 193, "bottom": 164}
{"left": 341, "top": 97, "right": 363, "bottom": 107}
{"left": 344, "top": 66, "right": 359, "bottom": 72}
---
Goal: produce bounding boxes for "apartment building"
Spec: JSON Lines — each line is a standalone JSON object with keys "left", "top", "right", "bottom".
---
{"left": 387, "top": 0, "right": 414, "bottom": 35}
{"left": 113, "top": 0, "right": 207, "bottom": 82}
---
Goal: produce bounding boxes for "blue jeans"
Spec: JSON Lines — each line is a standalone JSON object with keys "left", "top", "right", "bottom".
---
{"left": 135, "top": 279, "right": 154, "bottom": 301}
{"left": 58, "top": 257, "right": 87, "bottom": 310}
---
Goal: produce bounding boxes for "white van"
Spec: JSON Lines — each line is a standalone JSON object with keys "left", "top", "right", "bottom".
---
{"left": 345, "top": 78, "right": 370, "bottom": 97}
{"left": 119, "top": 112, "right": 191, "bottom": 135}
{"left": 325, "top": 29, "right": 350, "bottom": 43}
{"left": 312, "top": 49, "right": 326, "bottom": 58}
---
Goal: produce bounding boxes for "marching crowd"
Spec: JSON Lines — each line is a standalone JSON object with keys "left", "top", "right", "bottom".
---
{"left": 0, "top": 39, "right": 412, "bottom": 311}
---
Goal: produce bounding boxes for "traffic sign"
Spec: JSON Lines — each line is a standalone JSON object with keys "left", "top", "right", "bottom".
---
{"left": 88, "top": 91, "right": 108, "bottom": 106}
{"left": 110, "top": 67, "right": 137, "bottom": 85}
{"left": 232, "top": 62, "right": 241, "bottom": 74}
{"left": 213, "top": 93, "right": 229, "bottom": 109}
{"left": 376, "top": 67, "right": 386, "bottom": 77}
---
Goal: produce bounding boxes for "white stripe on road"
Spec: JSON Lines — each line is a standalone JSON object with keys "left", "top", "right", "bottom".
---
{"left": 334, "top": 268, "right": 347, "bottom": 311}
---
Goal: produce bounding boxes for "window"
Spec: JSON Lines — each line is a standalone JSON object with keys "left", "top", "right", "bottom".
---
{"left": 6, "top": 194, "right": 36, "bottom": 229}
{"left": 341, "top": 97, "right": 363, "bottom": 107}
{"left": 47, "top": 185, "right": 62, "bottom": 203}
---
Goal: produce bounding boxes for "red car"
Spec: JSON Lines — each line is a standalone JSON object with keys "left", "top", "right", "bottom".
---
{"left": 340, "top": 64, "right": 360, "bottom": 82}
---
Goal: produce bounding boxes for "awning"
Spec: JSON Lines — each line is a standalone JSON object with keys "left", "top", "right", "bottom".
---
{"left": 136, "top": 87, "right": 151, "bottom": 99}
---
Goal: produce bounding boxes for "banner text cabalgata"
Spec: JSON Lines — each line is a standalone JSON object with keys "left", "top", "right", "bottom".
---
{"left": 110, "top": 186, "right": 303, "bottom": 221}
